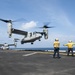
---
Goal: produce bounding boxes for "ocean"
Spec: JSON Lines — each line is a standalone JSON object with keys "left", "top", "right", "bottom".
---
{"left": 10, "top": 47, "right": 75, "bottom": 51}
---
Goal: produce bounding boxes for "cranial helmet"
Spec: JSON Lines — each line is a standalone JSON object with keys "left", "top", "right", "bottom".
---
{"left": 55, "top": 38, "right": 59, "bottom": 41}
{"left": 69, "top": 40, "right": 72, "bottom": 43}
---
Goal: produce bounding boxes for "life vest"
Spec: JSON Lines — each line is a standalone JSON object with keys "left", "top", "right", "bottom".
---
{"left": 64, "top": 43, "right": 75, "bottom": 48}
{"left": 53, "top": 41, "right": 60, "bottom": 48}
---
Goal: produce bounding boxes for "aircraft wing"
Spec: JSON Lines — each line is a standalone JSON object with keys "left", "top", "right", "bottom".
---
{"left": 0, "top": 44, "right": 4, "bottom": 46}
{"left": 8, "top": 44, "right": 15, "bottom": 46}
{"left": 12, "top": 28, "right": 28, "bottom": 35}
{"left": 35, "top": 32, "right": 44, "bottom": 35}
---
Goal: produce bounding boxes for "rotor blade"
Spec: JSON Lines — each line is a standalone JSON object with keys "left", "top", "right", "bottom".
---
{"left": 0, "top": 19, "right": 11, "bottom": 23}
{"left": 44, "top": 26, "right": 54, "bottom": 28}
{"left": 0, "top": 18, "right": 27, "bottom": 23}
{"left": 39, "top": 26, "right": 54, "bottom": 28}
{"left": 38, "top": 22, "right": 53, "bottom": 28}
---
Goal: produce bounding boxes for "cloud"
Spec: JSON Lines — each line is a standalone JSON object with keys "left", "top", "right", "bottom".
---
{"left": 21, "top": 21, "right": 37, "bottom": 30}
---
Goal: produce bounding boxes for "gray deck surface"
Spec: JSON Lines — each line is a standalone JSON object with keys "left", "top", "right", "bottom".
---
{"left": 0, "top": 50, "right": 75, "bottom": 75}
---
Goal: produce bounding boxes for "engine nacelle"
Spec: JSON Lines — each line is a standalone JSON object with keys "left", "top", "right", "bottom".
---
{"left": 43, "top": 28, "right": 48, "bottom": 39}
{"left": 7, "top": 23, "right": 12, "bottom": 38}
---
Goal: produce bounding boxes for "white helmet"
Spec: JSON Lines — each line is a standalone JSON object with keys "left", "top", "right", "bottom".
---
{"left": 55, "top": 38, "right": 59, "bottom": 41}
{"left": 69, "top": 40, "right": 72, "bottom": 43}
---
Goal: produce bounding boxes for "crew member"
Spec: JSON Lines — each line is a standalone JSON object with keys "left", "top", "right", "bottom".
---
{"left": 53, "top": 38, "right": 60, "bottom": 58}
{"left": 63, "top": 40, "right": 75, "bottom": 56}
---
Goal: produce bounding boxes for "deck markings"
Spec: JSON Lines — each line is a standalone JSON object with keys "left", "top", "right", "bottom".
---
{"left": 23, "top": 52, "right": 38, "bottom": 56}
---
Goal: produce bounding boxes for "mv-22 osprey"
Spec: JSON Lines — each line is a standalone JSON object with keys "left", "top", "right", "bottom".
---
{"left": 0, "top": 39, "right": 17, "bottom": 50}
{"left": 0, "top": 19, "right": 53, "bottom": 44}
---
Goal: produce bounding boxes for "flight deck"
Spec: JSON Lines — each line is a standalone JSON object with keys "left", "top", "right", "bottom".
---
{"left": 0, "top": 50, "right": 75, "bottom": 75}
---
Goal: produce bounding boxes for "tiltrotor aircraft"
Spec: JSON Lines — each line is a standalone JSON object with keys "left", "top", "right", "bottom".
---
{"left": 0, "top": 39, "right": 17, "bottom": 50}
{"left": 0, "top": 18, "right": 53, "bottom": 44}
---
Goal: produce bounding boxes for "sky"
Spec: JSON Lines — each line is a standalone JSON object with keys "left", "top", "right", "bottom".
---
{"left": 0, "top": 0, "right": 75, "bottom": 48}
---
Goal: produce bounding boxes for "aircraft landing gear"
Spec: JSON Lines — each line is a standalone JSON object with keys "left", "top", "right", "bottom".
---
{"left": 21, "top": 41, "right": 24, "bottom": 44}
{"left": 31, "top": 42, "right": 33, "bottom": 44}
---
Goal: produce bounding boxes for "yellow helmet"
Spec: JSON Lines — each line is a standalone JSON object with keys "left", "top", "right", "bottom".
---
{"left": 55, "top": 38, "right": 59, "bottom": 41}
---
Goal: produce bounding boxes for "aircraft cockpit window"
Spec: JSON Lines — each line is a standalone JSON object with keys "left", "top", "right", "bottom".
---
{"left": 30, "top": 33, "right": 32, "bottom": 37}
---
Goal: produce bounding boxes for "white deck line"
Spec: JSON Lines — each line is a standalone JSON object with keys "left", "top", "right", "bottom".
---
{"left": 23, "top": 52, "right": 38, "bottom": 56}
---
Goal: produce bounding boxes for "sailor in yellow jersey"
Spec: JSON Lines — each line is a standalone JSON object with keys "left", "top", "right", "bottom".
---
{"left": 53, "top": 38, "right": 60, "bottom": 58}
{"left": 63, "top": 40, "right": 75, "bottom": 56}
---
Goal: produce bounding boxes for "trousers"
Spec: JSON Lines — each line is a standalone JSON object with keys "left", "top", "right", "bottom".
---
{"left": 67, "top": 48, "right": 73, "bottom": 56}
{"left": 53, "top": 47, "right": 60, "bottom": 58}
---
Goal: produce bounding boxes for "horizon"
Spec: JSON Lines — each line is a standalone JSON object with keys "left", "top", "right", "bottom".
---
{"left": 0, "top": 0, "right": 75, "bottom": 48}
